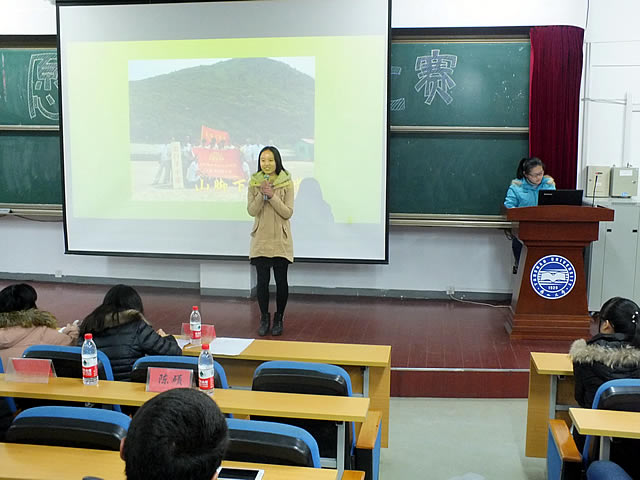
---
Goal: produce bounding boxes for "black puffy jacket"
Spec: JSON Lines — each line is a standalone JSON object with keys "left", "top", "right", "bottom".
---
{"left": 80, "top": 309, "right": 182, "bottom": 381}
{"left": 570, "top": 333, "right": 640, "bottom": 408}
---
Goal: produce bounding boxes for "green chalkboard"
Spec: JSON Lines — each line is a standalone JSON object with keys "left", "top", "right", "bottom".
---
{"left": 390, "top": 42, "right": 530, "bottom": 127}
{"left": 389, "top": 132, "right": 527, "bottom": 215}
{"left": 0, "top": 132, "right": 62, "bottom": 204}
{"left": 0, "top": 49, "right": 59, "bottom": 125}
{"left": 0, "top": 48, "right": 61, "bottom": 205}
{"left": 389, "top": 40, "right": 530, "bottom": 214}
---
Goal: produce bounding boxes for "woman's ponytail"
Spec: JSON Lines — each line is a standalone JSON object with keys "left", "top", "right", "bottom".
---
{"left": 515, "top": 158, "right": 528, "bottom": 179}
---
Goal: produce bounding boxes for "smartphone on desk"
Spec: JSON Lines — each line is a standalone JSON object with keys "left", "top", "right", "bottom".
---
{"left": 217, "top": 467, "right": 264, "bottom": 480}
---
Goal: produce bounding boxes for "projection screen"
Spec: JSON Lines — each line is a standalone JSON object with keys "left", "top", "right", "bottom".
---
{"left": 58, "top": 0, "right": 390, "bottom": 262}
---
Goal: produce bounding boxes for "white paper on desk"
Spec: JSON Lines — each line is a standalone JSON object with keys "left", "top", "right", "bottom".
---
{"left": 210, "top": 337, "right": 254, "bottom": 356}
{"left": 176, "top": 338, "right": 191, "bottom": 350}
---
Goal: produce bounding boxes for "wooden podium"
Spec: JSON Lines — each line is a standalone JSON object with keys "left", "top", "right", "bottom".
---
{"left": 506, "top": 205, "right": 614, "bottom": 340}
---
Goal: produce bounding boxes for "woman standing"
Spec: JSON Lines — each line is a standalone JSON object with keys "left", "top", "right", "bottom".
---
{"left": 247, "top": 146, "right": 294, "bottom": 337}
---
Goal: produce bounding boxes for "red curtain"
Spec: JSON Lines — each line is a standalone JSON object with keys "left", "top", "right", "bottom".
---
{"left": 529, "top": 26, "right": 584, "bottom": 189}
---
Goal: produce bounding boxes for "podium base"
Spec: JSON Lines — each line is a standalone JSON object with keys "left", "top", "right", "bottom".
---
{"left": 505, "top": 313, "right": 591, "bottom": 341}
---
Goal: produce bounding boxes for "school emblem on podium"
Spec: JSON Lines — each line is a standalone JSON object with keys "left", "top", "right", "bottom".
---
{"left": 530, "top": 255, "right": 576, "bottom": 300}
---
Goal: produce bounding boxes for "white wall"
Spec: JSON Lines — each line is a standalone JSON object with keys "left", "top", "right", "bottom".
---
{"left": 0, "top": 0, "right": 591, "bottom": 297}
{"left": 579, "top": 0, "right": 640, "bottom": 196}
{"left": 392, "top": 0, "right": 586, "bottom": 29}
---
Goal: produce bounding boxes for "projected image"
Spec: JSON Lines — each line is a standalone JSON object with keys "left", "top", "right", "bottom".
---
{"left": 128, "top": 57, "right": 315, "bottom": 202}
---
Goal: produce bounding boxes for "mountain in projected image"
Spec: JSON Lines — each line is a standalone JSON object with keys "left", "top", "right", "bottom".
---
{"left": 129, "top": 57, "right": 315, "bottom": 147}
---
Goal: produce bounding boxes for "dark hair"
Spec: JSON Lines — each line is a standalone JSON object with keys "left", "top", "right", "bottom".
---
{"left": 256, "top": 146, "right": 286, "bottom": 175}
{"left": 102, "top": 284, "right": 144, "bottom": 313}
{"left": 599, "top": 296, "right": 640, "bottom": 347}
{"left": 80, "top": 284, "right": 144, "bottom": 336}
{"left": 0, "top": 283, "right": 38, "bottom": 313}
{"left": 516, "top": 157, "right": 546, "bottom": 179}
{"left": 123, "top": 388, "right": 229, "bottom": 480}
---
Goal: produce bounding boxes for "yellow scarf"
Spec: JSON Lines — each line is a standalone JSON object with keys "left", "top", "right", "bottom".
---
{"left": 249, "top": 170, "right": 292, "bottom": 189}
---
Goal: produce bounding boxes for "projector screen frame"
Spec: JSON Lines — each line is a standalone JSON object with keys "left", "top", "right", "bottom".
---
{"left": 57, "top": 0, "right": 391, "bottom": 265}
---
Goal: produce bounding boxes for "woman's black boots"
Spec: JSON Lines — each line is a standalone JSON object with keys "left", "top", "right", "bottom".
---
{"left": 271, "top": 312, "right": 284, "bottom": 336}
{"left": 258, "top": 313, "right": 270, "bottom": 336}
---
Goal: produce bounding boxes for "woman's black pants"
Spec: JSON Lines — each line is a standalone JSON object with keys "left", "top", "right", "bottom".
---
{"left": 255, "top": 262, "right": 289, "bottom": 314}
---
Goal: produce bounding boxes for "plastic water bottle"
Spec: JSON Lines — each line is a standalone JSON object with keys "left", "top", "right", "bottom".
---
{"left": 81, "top": 333, "right": 99, "bottom": 386}
{"left": 198, "top": 343, "right": 214, "bottom": 394}
{"left": 190, "top": 306, "right": 202, "bottom": 345}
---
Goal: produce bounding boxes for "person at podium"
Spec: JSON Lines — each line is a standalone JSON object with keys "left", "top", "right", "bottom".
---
{"left": 503, "top": 157, "right": 555, "bottom": 272}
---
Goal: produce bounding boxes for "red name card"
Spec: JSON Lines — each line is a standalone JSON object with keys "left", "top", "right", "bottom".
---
{"left": 146, "top": 367, "right": 193, "bottom": 393}
{"left": 8, "top": 358, "right": 55, "bottom": 383}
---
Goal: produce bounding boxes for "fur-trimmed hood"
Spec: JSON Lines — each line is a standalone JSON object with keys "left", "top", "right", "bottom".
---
{"left": 82, "top": 309, "right": 150, "bottom": 334}
{"left": 0, "top": 309, "right": 58, "bottom": 330}
{"left": 102, "top": 309, "right": 149, "bottom": 329}
{"left": 570, "top": 336, "right": 640, "bottom": 369}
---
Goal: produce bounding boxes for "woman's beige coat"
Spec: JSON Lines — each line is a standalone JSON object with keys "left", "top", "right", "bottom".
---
{"left": 247, "top": 172, "right": 294, "bottom": 262}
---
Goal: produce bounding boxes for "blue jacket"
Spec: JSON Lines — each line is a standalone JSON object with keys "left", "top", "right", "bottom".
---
{"left": 504, "top": 176, "right": 555, "bottom": 208}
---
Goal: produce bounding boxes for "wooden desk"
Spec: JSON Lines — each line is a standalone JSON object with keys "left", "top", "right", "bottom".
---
{"left": 569, "top": 408, "right": 640, "bottom": 460}
{"left": 183, "top": 339, "right": 391, "bottom": 447}
{"left": 0, "top": 374, "right": 368, "bottom": 477}
{"left": 526, "top": 352, "right": 576, "bottom": 458}
{"left": 0, "top": 442, "right": 340, "bottom": 480}
{"left": 0, "top": 374, "right": 368, "bottom": 422}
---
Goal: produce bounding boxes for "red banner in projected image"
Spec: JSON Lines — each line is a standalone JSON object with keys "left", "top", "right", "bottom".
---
{"left": 193, "top": 148, "right": 245, "bottom": 180}
{"left": 200, "top": 125, "right": 230, "bottom": 147}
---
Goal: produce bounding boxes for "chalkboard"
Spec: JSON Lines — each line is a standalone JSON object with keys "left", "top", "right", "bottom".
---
{"left": 0, "top": 49, "right": 59, "bottom": 125}
{"left": 389, "top": 41, "right": 530, "bottom": 215}
{"left": 390, "top": 42, "right": 530, "bottom": 127}
{"left": 0, "top": 132, "right": 62, "bottom": 204}
{"left": 389, "top": 132, "right": 527, "bottom": 215}
{"left": 0, "top": 48, "right": 61, "bottom": 206}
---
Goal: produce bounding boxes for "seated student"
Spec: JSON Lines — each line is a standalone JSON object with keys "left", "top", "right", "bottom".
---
{"left": 0, "top": 283, "right": 78, "bottom": 371}
{"left": 503, "top": 156, "right": 556, "bottom": 272}
{"left": 121, "top": 388, "right": 229, "bottom": 480}
{"left": 570, "top": 297, "right": 640, "bottom": 478}
{"left": 0, "top": 283, "right": 79, "bottom": 440}
{"left": 78, "top": 284, "right": 181, "bottom": 381}
{"left": 570, "top": 296, "right": 640, "bottom": 408}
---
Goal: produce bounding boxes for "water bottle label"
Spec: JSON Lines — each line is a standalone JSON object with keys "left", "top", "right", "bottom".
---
{"left": 82, "top": 355, "right": 98, "bottom": 379}
{"left": 199, "top": 367, "right": 214, "bottom": 390}
{"left": 191, "top": 324, "right": 201, "bottom": 339}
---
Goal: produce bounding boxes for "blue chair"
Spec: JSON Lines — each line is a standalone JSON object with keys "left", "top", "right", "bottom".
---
{"left": 6, "top": 406, "right": 130, "bottom": 451}
{"left": 21, "top": 345, "right": 121, "bottom": 412}
{"left": 587, "top": 461, "right": 632, "bottom": 480}
{"left": 225, "top": 418, "right": 321, "bottom": 468}
{"left": 251, "top": 361, "right": 355, "bottom": 470}
{"left": 0, "top": 357, "right": 17, "bottom": 441}
{"left": 547, "top": 379, "right": 640, "bottom": 480}
{"left": 22, "top": 345, "right": 115, "bottom": 381}
{"left": 130, "top": 355, "right": 228, "bottom": 389}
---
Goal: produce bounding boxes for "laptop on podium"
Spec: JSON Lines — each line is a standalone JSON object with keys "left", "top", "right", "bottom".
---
{"left": 538, "top": 189, "right": 584, "bottom": 206}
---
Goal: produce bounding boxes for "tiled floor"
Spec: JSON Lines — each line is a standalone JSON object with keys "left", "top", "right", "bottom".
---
{"left": 0, "top": 280, "right": 585, "bottom": 397}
